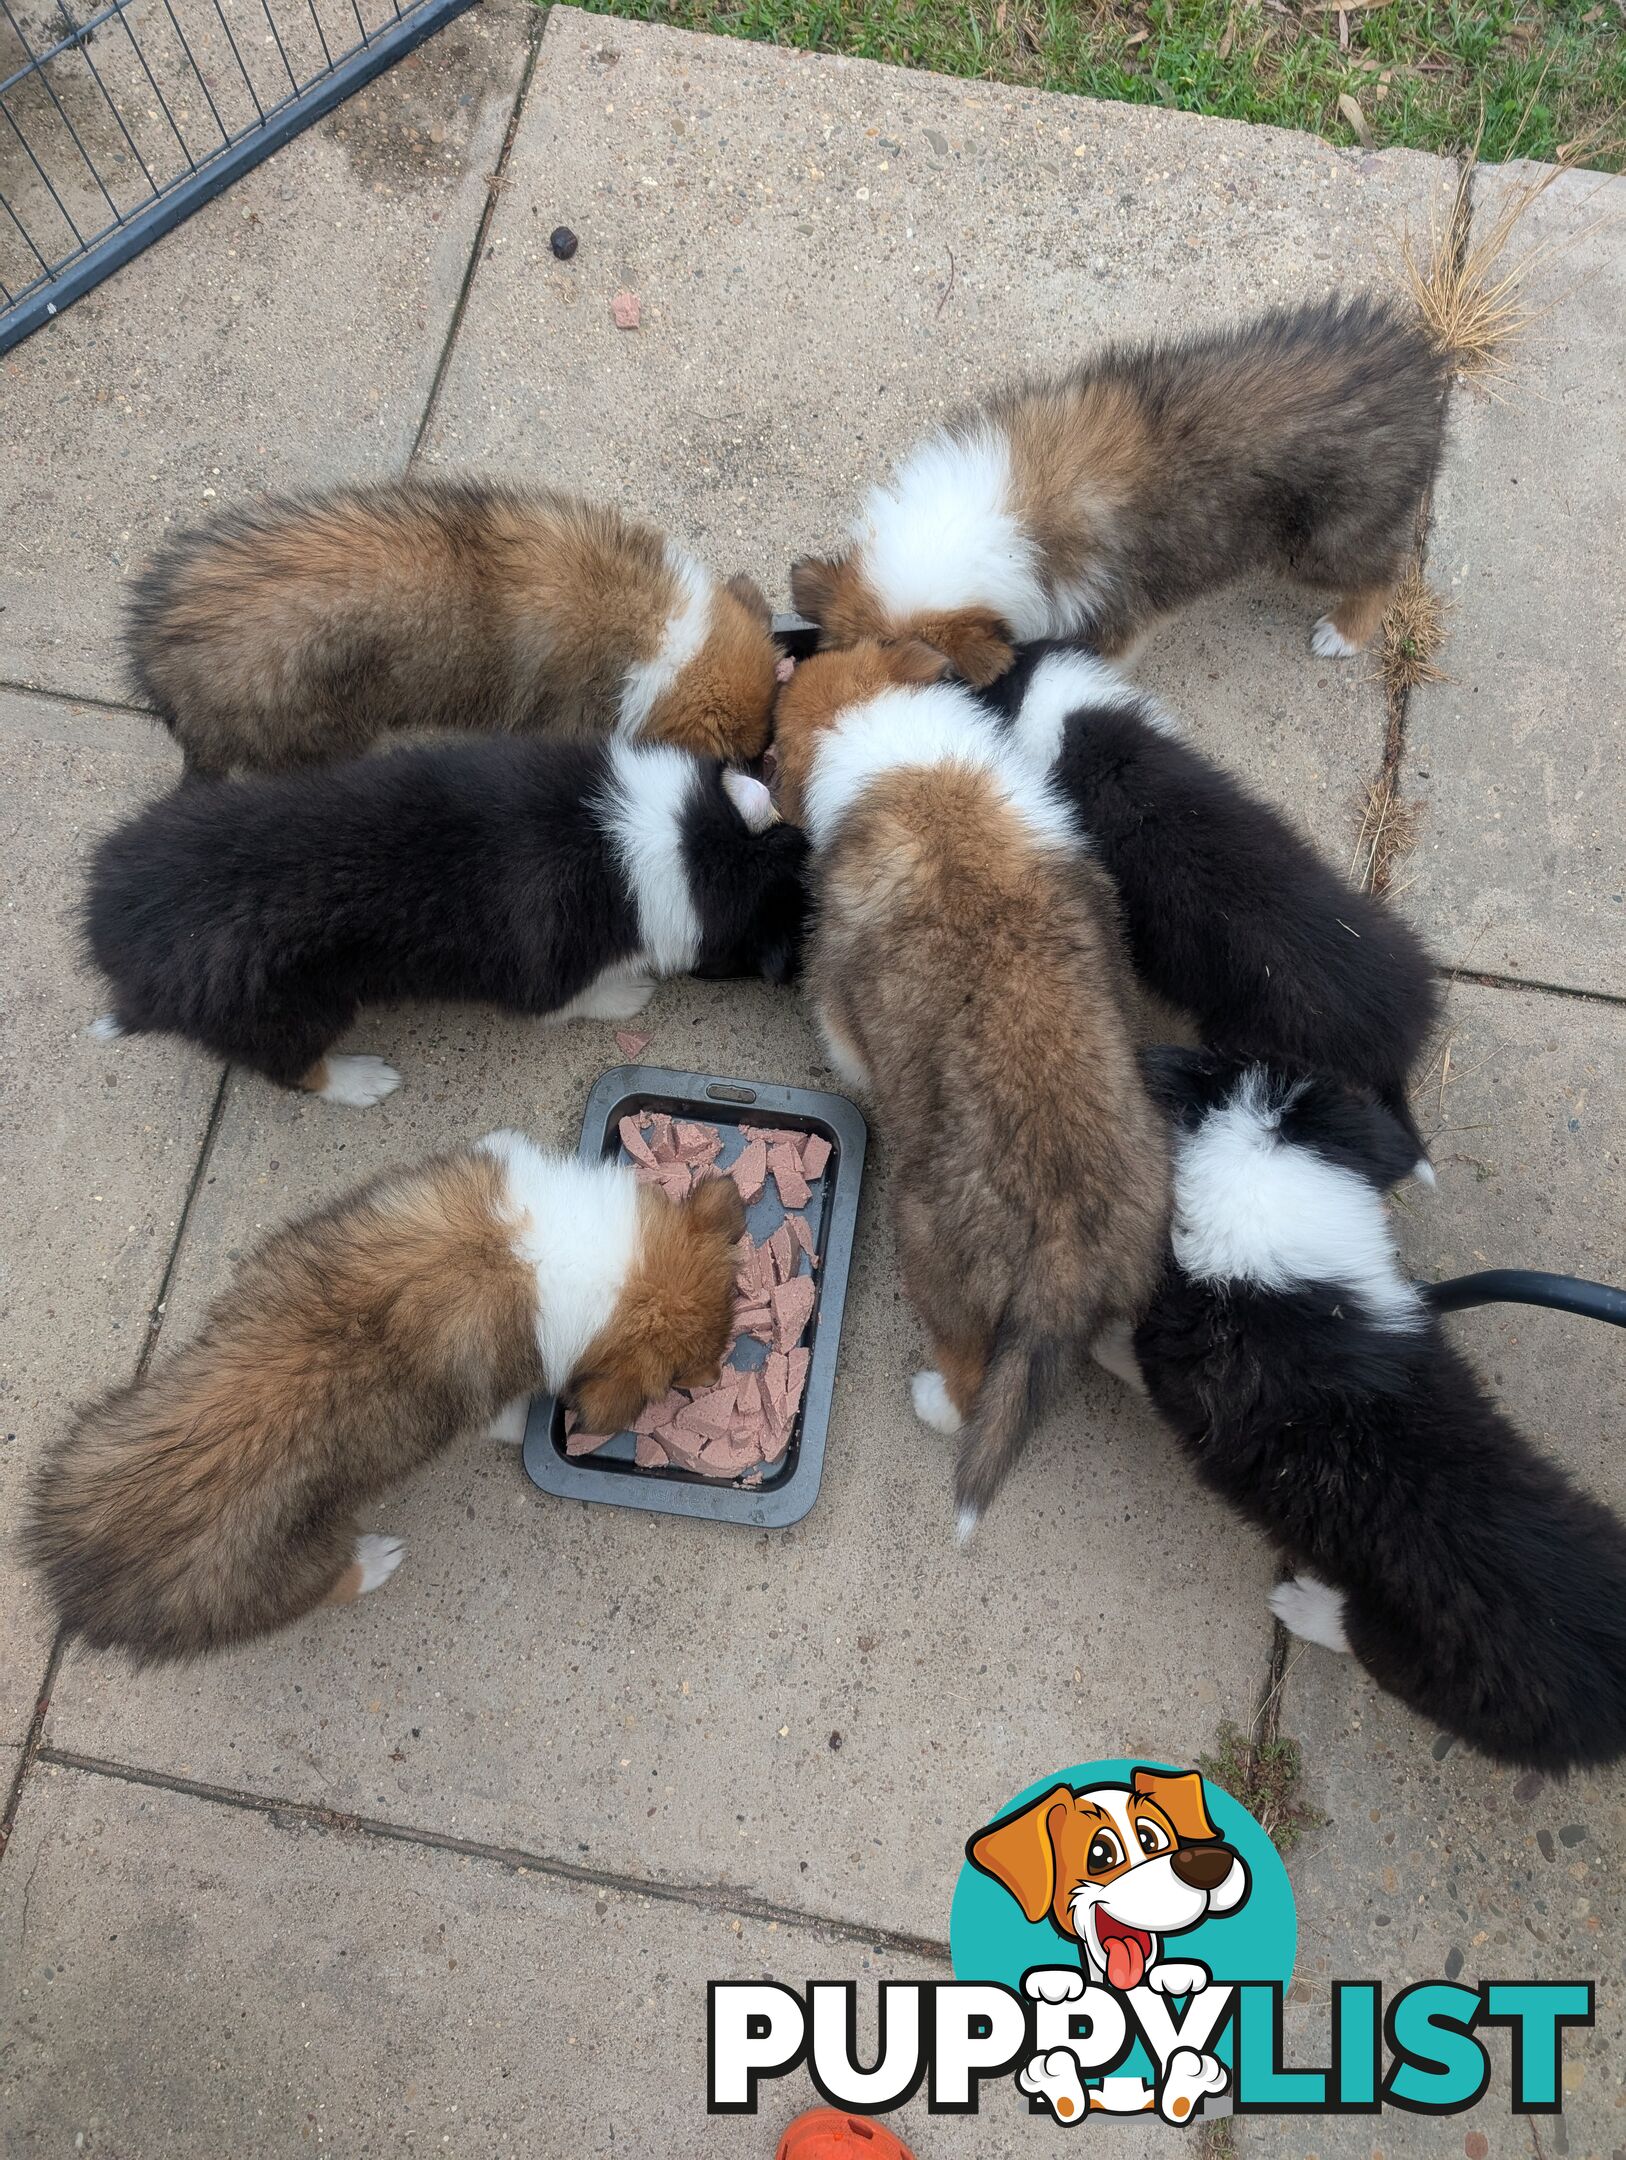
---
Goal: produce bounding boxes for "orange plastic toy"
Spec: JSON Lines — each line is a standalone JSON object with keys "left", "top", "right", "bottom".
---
{"left": 773, "top": 2109, "right": 918, "bottom": 2160}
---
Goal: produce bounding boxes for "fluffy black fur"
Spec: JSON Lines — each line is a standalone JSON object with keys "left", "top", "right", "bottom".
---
{"left": 86, "top": 738, "right": 808, "bottom": 1089}
{"left": 1134, "top": 1049, "right": 1626, "bottom": 1771}
{"left": 982, "top": 641, "right": 1441, "bottom": 1161}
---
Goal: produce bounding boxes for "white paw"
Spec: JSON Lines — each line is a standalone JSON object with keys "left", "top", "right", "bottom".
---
{"left": 722, "top": 768, "right": 777, "bottom": 831}
{"left": 911, "top": 1368, "right": 963, "bottom": 1435}
{"left": 354, "top": 1533, "right": 405, "bottom": 1595}
{"left": 1412, "top": 1156, "right": 1437, "bottom": 1188}
{"left": 1158, "top": 2046, "right": 1228, "bottom": 2125}
{"left": 88, "top": 1013, "right": 125, "bottom": 1041}
{"left": 1268, "top": 1573, "right": 1352, "bottom": 1653}
{"left": 481, "top": 1396, "right": 530, "bottom": 1445}
{"left": 559, "top": 973, "right": 656, "bottom": 1023}
{"left": 319, "top": 1054, "right": 402, "bottom": 1108}
{"left": 1025, "top": 1967, "right": 1088, "bottom": 2005}
{"left": 1090, "top": 1320, "right": 1148, "bottom": 1395}
{"left": 1311, "top": 616, "right": 1360, "bottom": 659}
{"left": 1018, "top": 2047, "right": 1089, "bottom": 2125}
{"left": 1145, "top": 1960, "right": 1210, "bottom": 1998}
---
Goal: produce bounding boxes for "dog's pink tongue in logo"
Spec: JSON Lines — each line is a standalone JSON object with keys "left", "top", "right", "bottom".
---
{"left": 1099, "top": 1918, "right": 1151, "bottom": 1990}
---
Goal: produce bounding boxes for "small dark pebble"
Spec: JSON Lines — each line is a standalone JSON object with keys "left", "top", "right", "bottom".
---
{"left": 1432, "top": 1733, "right": 1455, "bottom": 1760}
{"left": 1443, "top": 1946, "right": 1464, "bottom": 1980}
{"left": 1513, "top": 1769, "right": 1544, "bottom": 1804}
{"left": 828, "top": 1729, "right": 842, "bottom": 1751}
{"left": 1559, "top": 1823, "right": 1587, "bottom": 1846}
{"left": 1538, "top": 1828, "right": 1556, "bottom": 1861}
{"left": 550, "top": 225, "right": 578, "bottom": 261}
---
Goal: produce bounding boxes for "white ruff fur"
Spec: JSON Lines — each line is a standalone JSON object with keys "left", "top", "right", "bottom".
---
{"left": 1269, "top": 1574, "right": 1352, "bottom": 1653}
{"left": 802, "top": 680, "right": 1080, "bottom": 856}
{"left": 1172, "top": 1073, "right": 1423, "bottom": 1329}
{"left": 597, "top": 740, "right": 703, "bottom": 977}
{"left": 856, "top": 426, "right": 1051, "bottom": 638}
{"left": 1010, "top": 650, "right": 1175, "bottom": 776}
{"left": 478, "top": 1132, "right": 644, "bottom": 1394}
{"left": 617, "top": 545, "right": 714, "bottom": 737}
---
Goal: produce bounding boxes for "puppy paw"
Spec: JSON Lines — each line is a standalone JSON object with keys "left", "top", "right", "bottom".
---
{"left": 1017, "top": 2047, "right": 1089, "bottom": 2125}
{"left": 1158, "top": 2046, "right": 1228, "bottom": 2124}
{"left": 87, "top": 1013, "right": 125, "bottom": 1042}
{"left": 721, "top": 768, "right": 778, "bottom": 831}
{"left": 1268, "top": 1573, "right": 1352, "bottom": 1653}
{"left": 1311, "top": 615, "right": 1360, "bottom": 659}
{"left": 1145, "top": 1960, "right": 1210, "bottom": 1998}
{"left": 318, "top": 1054, "right": 402, "bottom": 1108}
{"left": 911, "top": 1369, "right": 963, "bottom": 1435}
{"left": 1090, "top": 1320, "right": 1148, "bottom": 1395}
{"left": 1025, "top": 1967, "right": 1088, "bottom": 2005}
{"left": 567, "top": 974, "right": 657, "bottom": 1022}
{"left": 481, "top": 1396, "right": 530, "bottom": 1445}
{"left": 353, "top": 1533, "right": 406, "bottom": 1595}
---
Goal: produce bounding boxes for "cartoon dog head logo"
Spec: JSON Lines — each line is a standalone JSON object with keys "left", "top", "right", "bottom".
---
{"left": 968, "top": 1766, "right": 1251, "bottom": 1988}
{"left": 964, "top": 1766, "right": 1253, "bottom": 2127}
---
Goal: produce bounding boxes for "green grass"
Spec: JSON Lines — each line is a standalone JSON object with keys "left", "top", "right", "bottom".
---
{"left": 567, "top": 0, "right": 1625, "bottom": 170}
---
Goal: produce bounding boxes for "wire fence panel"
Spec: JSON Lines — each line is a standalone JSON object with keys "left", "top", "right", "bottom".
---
{"left": 1, "top": 0, "right": 477, "bottom": 350}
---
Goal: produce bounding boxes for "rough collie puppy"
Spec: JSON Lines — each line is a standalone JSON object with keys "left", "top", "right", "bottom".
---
{"left": 790, "top": 295, "right": 1448, "bottom": 686}
{"left": 982, "top": 641, "right": 1442, "bottom": 1167}
{"left": 85, "top": 738, "right": 808, "bottom": 1106}
{"left": 25, "top": 1136, "right": 746, "bottom": 1660}
{"left": 1124, "top": 1049, "right": 1626, "bottom": 1772}
{"left": 127, "top": 479, "right": 781, "bottom": 776}
{"left": 773, "top": 643, "right": 1170, "bottom": 1535}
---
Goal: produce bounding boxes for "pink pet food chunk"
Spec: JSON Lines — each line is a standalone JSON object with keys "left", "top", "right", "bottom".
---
{"left": 767, "top": 1220, "right": 797, "bottom": 1286}
{"left": 731, "top": 1137, "right": 768, "bottom": 1203}
{"left": 619, "top": 1115, "right": 658, "bottom": 1168}
{"left": 800, "top": 1133, "right": 831, "bottom": 1180}
{"left": 643, "top": 1112, "right": 675, "bottom": 1162}
{"left": 635, "top": 1431, "right": 671, "bottom": 1469}
{"left": 769, "top": 1143, "right": 810, "bottom": 1210}
{"left": 616, "top": 1031, "right": 652, "bottom": 1060}
{"left": 785, "top": 1212, "right": 816, "bottom": 1266}
{"left": 772, "top": 1273, "right": 815, "bottom": 1352}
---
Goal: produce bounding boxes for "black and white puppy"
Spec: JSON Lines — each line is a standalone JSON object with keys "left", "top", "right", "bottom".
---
{"left": 86, "top": 738, "right": 808, "bottom": 1104}
{"left": 981, "top": 641, "right": 1441, "bottom": 1171}
{"left": 1118, "top": 1047, "right": 1626, "bottom": 1773}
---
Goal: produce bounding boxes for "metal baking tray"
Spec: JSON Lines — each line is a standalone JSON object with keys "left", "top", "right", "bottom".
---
{"left": 522, "top": 1066, "right": 867, "bottom": 1527}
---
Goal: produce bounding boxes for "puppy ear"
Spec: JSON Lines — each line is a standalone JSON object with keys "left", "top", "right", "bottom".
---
{"left": 724, "top": 572, "right": 773, "bottom": 630}
{"left": 684, "top": 1173, "right": 747, "bottom": 1242}
{"left": 789, "top": 555, "right": 845, "bottom": 626}
{"left": 886, "top": 640, "right": 956, "bottom": 687}
{"left": 967, "top": 1786, "right": 1072, "bottom": 1924}
{"left": 916, "top": 608, "right": 1016, "bottom": 689}
{"left": 1131, "top": 1768, "right": 1220, "bottom": 1846}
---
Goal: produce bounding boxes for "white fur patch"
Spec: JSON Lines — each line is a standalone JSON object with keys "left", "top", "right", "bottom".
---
{"left": 1009, "top": 649, "right": 1173, "bottom": 776}
{"left": 802, "top": 679, "right": 1080, "bottom": 857}
{"left": 955, "top": 1503, "right": 980, "bottom": 1548}
{"left": 814, "top": 1005, "right": 872, "bottom": 1094}
{"left": 478, "top": 1131, "right": 643, "bottom": 1394}
{"left": 548, "top": 959, "right": 656, "bottom": 1024}
{"left": 597, "top": 740, "right": 703, "bottom": 977}
{"left": 1171, "top": 1072, "right": 1423, "bottom": 1328}
{"left": 317, "top": 1054, "right": 402, "bottom": 1108}
{"left": 481, "top": 1396, "right": 530, "bottom": 1445}
{"left": 721, "top": 768, "right": 776, "bottom": 831}
{"left": 88, "top": 1013, "right": 124, "bottom": 1041}
{"left": 1090, "top": 1320, "right": 1149, "bottom": 1395}
{"left": 1269, "top": 1574, "right": 1352, "bottom": 1653}
{"left": 1311, "top": 616, "right": 1360, "bottom": 659}
{"left": 855, "top": 424, "right": 1053, "bottom": 638}
{"left": 353, "top": 1533, "right": 405, "bottom": 1594}
{"left": 911, "top": 1369, "right": 963, "bottom": 1434}
{"left": 617, "top": 546, "right": 714, "bottom": 737}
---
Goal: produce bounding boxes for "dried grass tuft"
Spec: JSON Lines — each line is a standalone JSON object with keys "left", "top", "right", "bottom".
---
{"left": 1350, "top": 773, "right": 1424, "bottom": 896}
{"left": 1402, "top": 111, "right": 1623, "bottom": 390}
{"left": 1378, "top": 563, "right": 1449, "bottom": 695}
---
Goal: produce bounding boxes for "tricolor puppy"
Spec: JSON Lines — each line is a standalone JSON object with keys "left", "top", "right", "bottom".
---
{"left": 772, "top": 643, "right": 1169, "bottom": 1535}
{"left": 982, "top": 641, "right": 1441, "bottom": 1169}
{"left": 128, "top": 478, "right": 780, "bottom": 776}
{"left": 1128, "top": 1050, "right": 1626, "bottom": 1772}
{"left": 969, "top": 1768, "right": 1250, "bottom": 1993}
{"left": 791, "top": 294, "right": 1447, "bottom": 683}
{"left": 85, "top": 737, "right": 806, "bottom": 1106}
{"left": 24, "top": 1135, "right": 746, "bottom": 1659}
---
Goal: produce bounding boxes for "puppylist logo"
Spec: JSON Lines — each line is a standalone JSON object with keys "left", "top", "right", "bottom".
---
{"left": 708, "top": 1758, "right": 1593, "bottom": 2125}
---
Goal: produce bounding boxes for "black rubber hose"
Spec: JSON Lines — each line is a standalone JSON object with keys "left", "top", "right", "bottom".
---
{"left": 1422, "top": 1270, "right": 1626, "bottom": 1330}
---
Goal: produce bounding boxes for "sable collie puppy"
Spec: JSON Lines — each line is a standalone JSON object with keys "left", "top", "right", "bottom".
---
{"left": 85, "top": 738, "right": 808, "bottom": 1105}
{"left": 127, "top": 479, "right": 782, "bottom": 776}
{"left": 983, "top": 641, "right": 1441, "bottom": 1167}
{"left": 791, "top": 295, "right": 1448, "bottom": 685}
{"left": 773, "top": 643, "right": 1170, "bottom": 1534}
{"left": 25, "top": 1135, "right": 746, "bottom": 1660}
{"left": 1125, "top": 1050, "right": 1626, "bottom": 1772}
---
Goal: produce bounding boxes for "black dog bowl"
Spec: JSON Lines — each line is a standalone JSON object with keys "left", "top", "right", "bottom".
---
{"left": 522, "top": 1066, "right": 868, "bottom": 1527}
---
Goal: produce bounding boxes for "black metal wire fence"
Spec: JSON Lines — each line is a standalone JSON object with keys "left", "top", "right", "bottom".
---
{"left": 1, "top": 0, "right": 477, "bottom": 351}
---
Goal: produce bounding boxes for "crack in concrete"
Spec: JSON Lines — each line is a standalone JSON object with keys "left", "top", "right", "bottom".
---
{"left": 409, "top": 9, "right": 546, "bottom": 466}
{"left": 32, "top": 1747, "right": 955, "bottom": 1963}
{"left": 1439, "top": 963, "right": 1626, "bottom": 1011}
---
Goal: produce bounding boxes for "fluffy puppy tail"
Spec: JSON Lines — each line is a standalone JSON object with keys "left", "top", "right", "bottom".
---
{"left": 953, "top": 1305, "right": 1068, "bottom": 1544}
